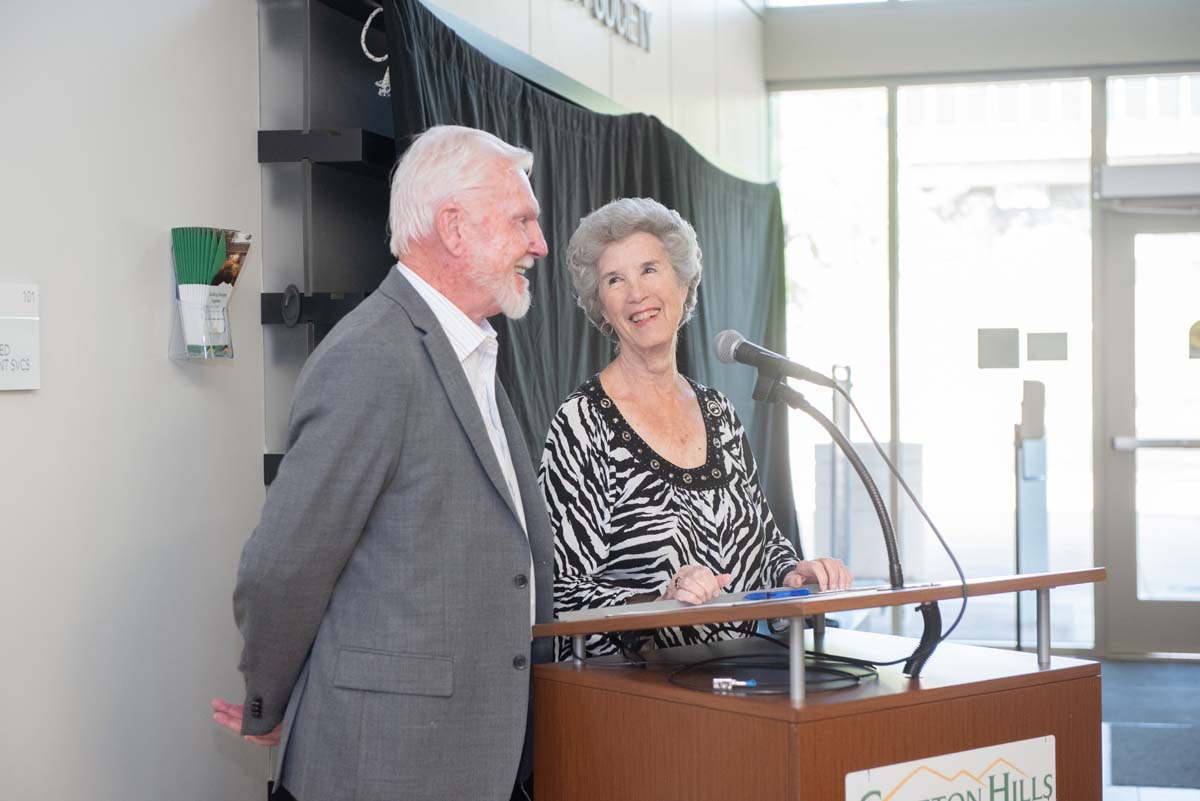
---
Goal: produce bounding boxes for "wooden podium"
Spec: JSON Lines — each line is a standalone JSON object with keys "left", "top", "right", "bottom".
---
{"left": 531, "top": 569, "right": 1105, "bottom": 801}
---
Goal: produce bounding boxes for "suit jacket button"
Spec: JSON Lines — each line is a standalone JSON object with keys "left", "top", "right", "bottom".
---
{"left": 249, "top": 697, "right": 263, "bottom": 718}
{"left": 513, "top": 655, "right": 528, "bottom": 670}
{"left": 514, "top": 574, "right": 528, "bottom": 588}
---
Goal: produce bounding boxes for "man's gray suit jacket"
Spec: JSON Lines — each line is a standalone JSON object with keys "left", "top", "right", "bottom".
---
{"left": 234, "top": 268, "right": 555, "bottom": 801}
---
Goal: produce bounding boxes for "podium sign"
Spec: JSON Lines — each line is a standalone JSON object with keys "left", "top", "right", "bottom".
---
{"left": 845, "top": 735, "right": 1057, "bottom": 801}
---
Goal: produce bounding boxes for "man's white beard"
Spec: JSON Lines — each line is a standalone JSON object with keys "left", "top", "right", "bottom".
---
{"left": 494, "top": 273, "right": 532, "bottom": 319}
{"left": 467, "top": 261, "right": 532, "bottom": 319}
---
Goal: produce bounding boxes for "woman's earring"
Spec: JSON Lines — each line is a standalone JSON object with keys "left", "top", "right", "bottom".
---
{"left": 600, "top": 320, "right": 614, "bottom": 337}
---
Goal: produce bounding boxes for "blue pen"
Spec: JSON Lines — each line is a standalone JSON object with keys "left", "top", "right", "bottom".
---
{"left": 744, "top": 588, "right": 811, "bottom": 601}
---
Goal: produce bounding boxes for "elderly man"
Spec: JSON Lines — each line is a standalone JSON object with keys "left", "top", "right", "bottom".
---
{"left": 213, "top": 125, "right": 553, "bottom": 801}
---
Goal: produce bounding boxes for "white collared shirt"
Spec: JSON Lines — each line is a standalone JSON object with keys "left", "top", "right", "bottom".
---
{"left": 397, "top": 263, "right": 535, "bottom": 625}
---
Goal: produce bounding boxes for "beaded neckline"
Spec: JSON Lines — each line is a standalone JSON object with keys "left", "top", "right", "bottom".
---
{"left": 582, "top": 374, "right": 731, "bottom": 490}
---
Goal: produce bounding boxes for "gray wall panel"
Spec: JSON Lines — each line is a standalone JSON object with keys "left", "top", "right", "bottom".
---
{"left": 260, "top": 162, "right": 309, "bottom": 293}
{"left": 259, "top": 0, "right": 308, "bottom": 129}
{"left": 263, "top": 324, "right": 313, "bottom": 453}
{"left": 309, "top": 164, "right": 393, "bottom": 294}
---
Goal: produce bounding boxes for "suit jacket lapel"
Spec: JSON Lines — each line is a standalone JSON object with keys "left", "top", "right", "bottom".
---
{"left": 496, "top": 383, "right": 542, "bottom": 532}
{"left": 496, "top": 381, "right": 555, "bottom": 623}
{"left": 378, "top": 270, "right": 520, "bottom": 524}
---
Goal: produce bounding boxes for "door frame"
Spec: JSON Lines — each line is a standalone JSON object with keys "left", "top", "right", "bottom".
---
{"left": 1095, "top": 206, "right": 1200, "bottom": 658}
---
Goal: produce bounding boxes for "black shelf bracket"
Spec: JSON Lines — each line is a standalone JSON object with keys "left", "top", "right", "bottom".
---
{"left": 258, "top": 129, "right": 396, "bottom": 178}
{"left": 316, "top": 0, "right": 381, "bottom": 23}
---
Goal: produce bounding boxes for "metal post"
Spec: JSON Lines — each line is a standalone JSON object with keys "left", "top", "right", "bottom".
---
{"left": 1016, "top": 381, "right": 1048, "bottom": 651}
{"left": 1036, "top": 588, "right": 1051, "bottom": 668}
{"left": 813, "top": 612, "right": 826, "bottom": 638}
{"left": 831, "top": 367, "right": 852, "bottom": 564}
{"left": 887, "top": 82, "right": 903, "bottom": 638}
{"left": 789, "top": 617, "right": 806, "bottom": 706}
{"left": 571, "top": 634, "right": 586, "bottom": 667}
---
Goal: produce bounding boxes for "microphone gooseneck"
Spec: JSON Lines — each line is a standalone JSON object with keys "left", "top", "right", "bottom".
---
{"left": 713, "top": 329, "right": 968, "bottom": 675}
{"left": 786, "top": 389, "right": 904, "bottom": 589}
{"left": 713, "top": 330, "right": 905, "bottom": 590}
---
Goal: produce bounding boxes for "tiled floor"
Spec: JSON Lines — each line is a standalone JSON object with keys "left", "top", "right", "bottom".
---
{"left": 1103, "top": 723, "right": 1200, "bottom": 800}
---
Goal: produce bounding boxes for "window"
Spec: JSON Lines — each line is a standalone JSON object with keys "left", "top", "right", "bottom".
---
{"left": 773, "top": 78, "right": 1097, "bottom": 647}
{"left": 897, "top": 79, "right": 1094, "bottom": 646}
{"left": 773, "top": 88, "right": 890, "bottom": 570}
{"left": 1108, "top": 73, "right": 1200, "bottom": 164}
{"left": 767, "top": 0, "right": 885, "bottom": 6}
{"left": 1133, "top": 233, "right": 1200, "bottom": 601}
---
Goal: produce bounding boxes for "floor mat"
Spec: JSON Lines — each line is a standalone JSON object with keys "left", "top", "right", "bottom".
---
{"left": 1102, "top": 660, "right": 1200, "bottom": 726}
{"left": 1109, "top": 723, "right": 1200, "bottom": 789}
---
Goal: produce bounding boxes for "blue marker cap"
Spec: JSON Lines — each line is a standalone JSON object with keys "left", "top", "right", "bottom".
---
{"left": 744, "top": 588, "right": 811, "bottom": 601}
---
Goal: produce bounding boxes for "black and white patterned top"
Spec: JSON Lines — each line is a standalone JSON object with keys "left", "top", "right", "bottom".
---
{"left": 539, "top": 375, "right": 800, "bottom": 658}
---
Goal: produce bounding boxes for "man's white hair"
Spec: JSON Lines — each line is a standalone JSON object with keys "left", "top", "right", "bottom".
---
{"left": 388, "top": 125, "right": 533, "bottom": 258}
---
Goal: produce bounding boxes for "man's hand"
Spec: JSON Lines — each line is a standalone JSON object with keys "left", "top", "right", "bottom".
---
{"left": 211, "top": 698, "right": 281, "bottom": 747}
{"left": 662, "top": 564, "right": 733, "bottom": 605}
{"left": 783, "top": 558, "right": 853, "bottom": 592}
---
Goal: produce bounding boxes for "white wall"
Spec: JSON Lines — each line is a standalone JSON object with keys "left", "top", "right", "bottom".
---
{"left": 431, "top": 0, "right": 771, "bottom": 181}
{"left": 765, "top": 0, "right": 1200, "bottom": 86}
{"left": 0, "top": 2, "right": 265, "bottom": 800}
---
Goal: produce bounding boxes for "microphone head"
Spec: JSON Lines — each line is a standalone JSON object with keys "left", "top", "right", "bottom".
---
{"left": 714, "top": 330, "right": 745, "bottom": 364}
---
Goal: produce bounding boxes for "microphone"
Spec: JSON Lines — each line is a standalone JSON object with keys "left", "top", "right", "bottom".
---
{"left": 713, "top": 330, "right": 835, "bottom": 388}
{"left": 714, "top": 328, "right": 906, "bottom": 591}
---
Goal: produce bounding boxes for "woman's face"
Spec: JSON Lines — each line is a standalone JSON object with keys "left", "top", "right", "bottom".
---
{"left": 596, "top": 231, "right": 687, "bottom": 355}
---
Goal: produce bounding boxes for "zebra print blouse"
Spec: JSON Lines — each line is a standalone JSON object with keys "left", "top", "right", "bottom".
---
{"left": 539, "top": 375, "right": 800, "bottom": 658}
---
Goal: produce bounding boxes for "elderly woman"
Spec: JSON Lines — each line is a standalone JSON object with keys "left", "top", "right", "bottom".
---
{"left": 540, "top": 197, "right": 851, "bottom": 658}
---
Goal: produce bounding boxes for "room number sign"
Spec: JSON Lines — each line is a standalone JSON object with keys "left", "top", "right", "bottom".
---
{"left": 0, "top": 283, "right": 40, "bottom": 390}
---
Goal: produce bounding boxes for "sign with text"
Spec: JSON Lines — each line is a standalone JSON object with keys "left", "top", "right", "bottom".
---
{"left": 0, "top": 283, "right": 40, "bottom": 390}
{"left": 566, "top": 0, "right": 652, "bottom": 51}
{"left": 846, "top": 736, "right": 1057, "bottom": 801}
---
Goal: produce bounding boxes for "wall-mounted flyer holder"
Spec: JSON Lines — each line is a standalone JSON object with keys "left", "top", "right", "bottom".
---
{"left": 168, "top": 228, "right": 252, "bottom": 361}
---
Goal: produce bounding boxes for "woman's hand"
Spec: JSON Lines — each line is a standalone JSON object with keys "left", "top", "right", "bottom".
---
{"left": 662, "top": 564, "right": 732, "bottom": 605}
{"left": 782, "top": 558, "right": 853, "bottom": 592}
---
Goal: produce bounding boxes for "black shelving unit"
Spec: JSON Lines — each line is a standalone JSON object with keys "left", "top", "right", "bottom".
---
{"left": 317, "top": 0, "right": 381, "bottom": 24}
{"left": 258, "top": 0, "right": 396, "bottom": 487}
{"left": 258, "top": 129, "right": 395, "bottom": 178}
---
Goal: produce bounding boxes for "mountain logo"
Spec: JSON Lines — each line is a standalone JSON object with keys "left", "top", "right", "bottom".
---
{"left": 845, "top": 736, "right": 1056, "bottom": 801}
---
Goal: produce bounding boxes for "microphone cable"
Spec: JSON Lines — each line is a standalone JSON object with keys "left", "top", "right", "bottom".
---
{"left": 663, "top": 631, "right": 878, "bottom": 696}
{"left": 830, "top": 384, "right": 970, "bottom": 656}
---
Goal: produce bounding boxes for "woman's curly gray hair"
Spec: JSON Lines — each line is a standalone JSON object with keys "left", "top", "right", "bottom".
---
{"left": 565, "top": 197, "right": 702, "bottom": 333}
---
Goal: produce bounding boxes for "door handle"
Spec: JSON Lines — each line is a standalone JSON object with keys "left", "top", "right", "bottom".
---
{"left": 1111, "top": 436, "right": 1200, "bottom": 451}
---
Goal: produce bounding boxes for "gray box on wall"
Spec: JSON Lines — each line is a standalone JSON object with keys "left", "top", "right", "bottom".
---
{"left": 978, "top": 328, "right": 1020, "bottom": 369}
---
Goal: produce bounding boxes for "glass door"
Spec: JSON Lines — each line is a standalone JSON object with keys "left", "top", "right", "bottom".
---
{"left": 1098, "top": 211, "right": 1200, "bottom": 656}
{"left": 895, "top": 78, "right": 1095, "bottom": 647}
